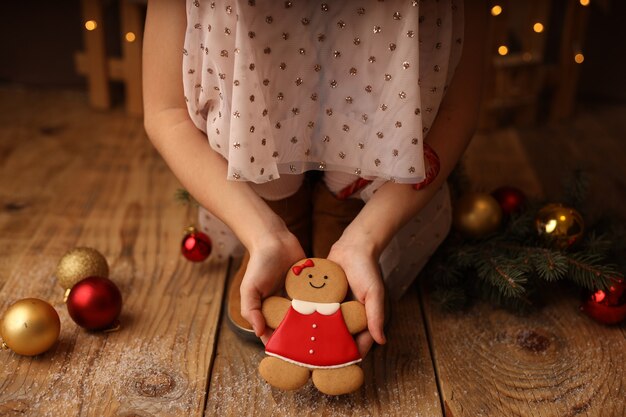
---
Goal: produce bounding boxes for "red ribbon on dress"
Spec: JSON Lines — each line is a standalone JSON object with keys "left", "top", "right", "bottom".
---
{"left": 412, "top": 143, "right": 440, "bottom": 191}
{"left": 292, "top": 259, "right": 315, "bottom": 275}
{"left": 335, "top": 144, "right": 441, "bottom": 199}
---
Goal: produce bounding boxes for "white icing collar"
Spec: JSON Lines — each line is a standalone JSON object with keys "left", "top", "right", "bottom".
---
{"left": 292, "top": 299, "right": 340, "bottom": 315}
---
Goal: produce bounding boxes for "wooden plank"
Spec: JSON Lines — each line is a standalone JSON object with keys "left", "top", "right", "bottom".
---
{"left": 0, "top": 89, "right": 96, "bottom": 291}
{"left": 422, "top": 290, "right": 626, "bottom": 417}
{"left": 0, "top": 88, "right": 226, "bottom": 416}
{"left": 205, "top": 274, "right": 443, "bottom": 417}
{"left": 424, "top": 100, "right": 626, "bottom": 416}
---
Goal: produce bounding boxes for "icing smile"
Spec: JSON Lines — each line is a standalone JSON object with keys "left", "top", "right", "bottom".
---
{"left": 309, "top": 282, "right": 326, "bottom": 289}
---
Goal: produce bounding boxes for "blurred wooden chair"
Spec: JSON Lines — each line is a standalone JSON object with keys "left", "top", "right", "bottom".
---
{"left": 74, "top": 0, "right": 146, "bottom": 116}
{"left": 479, "top": 0, "right": 592, "bottom": 129}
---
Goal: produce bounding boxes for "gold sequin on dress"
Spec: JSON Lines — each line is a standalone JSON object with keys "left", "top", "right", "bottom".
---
{"left": 184, "top": 0, "right": 463, "bottom": 185}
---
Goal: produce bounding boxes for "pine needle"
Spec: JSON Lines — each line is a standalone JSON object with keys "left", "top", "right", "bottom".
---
{"left": 175, "top": 188, "right": 199, "bottom": 206}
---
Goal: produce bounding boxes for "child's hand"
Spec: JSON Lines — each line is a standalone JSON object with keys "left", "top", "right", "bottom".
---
{"left": 240, "top": 231, "right": 305, "bottom": 340}
{"left": 327, "top": 238, "right": 386, "bottom": 357}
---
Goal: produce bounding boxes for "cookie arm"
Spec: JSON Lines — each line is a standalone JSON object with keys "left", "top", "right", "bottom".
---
{"left": 262, "top": 296, "right": 291, "bottom": 329}
{"left": 341, "top": 301, "right": 367, "bottom": 334}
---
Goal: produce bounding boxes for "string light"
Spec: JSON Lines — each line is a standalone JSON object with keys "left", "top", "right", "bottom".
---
{"left": 84, "top": 20, "right": 97, "bottom": 31}
{"left": 580, "top": 0, "right": 590, "bottom": 6}
{"left": 498, "top": 45, "right": 509, "bottom": 56}
{"left": 125, "top": 32, "right": 136, "bottom": 42}
{"left": 574, "top": 53, "right": 585, "bottom": 64}
{"left": 533, "top": 23, "right": 544, "bottom": 33}
{"left": 491, "top": 5, "right": 503, "bottom": 16}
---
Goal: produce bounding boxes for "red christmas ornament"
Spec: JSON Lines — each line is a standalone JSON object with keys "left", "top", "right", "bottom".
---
{"left": 581, "top": 277, "right": 626, "bottom": 325}
{"left": 491, "top": 186, "right": 527, "bottom": 216}
{"left": 181, "top": 227, "right": 212, "bottom": 262}
{"left": 66, "top": 276, "right": 122, "bottom": 330}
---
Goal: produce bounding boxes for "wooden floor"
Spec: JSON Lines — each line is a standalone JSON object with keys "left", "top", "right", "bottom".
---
{"left": 0, "top": 87, "right": 624, "bottom": 417}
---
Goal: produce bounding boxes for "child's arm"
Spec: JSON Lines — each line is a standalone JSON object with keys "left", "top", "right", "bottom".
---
{"left": 328, "top": 0, "right": 488, "bottom": 353}
{"left": 143, "top": 0, "right": 304, "bottom": 336}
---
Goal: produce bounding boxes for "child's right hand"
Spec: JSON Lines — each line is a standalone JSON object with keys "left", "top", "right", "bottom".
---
{"left": 239, "top": 230, "right": 305, "bottom": 341}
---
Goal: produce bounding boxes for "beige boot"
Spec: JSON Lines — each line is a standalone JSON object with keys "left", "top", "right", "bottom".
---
{"left": 312, "top": 181, "right": 364, "bottom": 258}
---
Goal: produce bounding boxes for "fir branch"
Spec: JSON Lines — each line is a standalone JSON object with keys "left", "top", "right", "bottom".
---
{"left": 175, "top": 188, "right": 199, "bottom": 206}
{"left": 431, "top": 286, "right": 468, "bottom": 312}
{"left": 528, "top": 249, "right": 568, "bottom": 281}
{"left": 565, "top": 252, "right": 621, "bottom": 291}
{"left": 505, "top": 201, "right": 543, "bottom": 242}
{"left": 581, "top": 231, "right": 613, "bottom": 257}
{"left": 496, "top": 243, "right": 568, "bottom": 282}
{"left": 476, "top": 253, "right": 528, "bottom": 298}
{"left": 427, "top": 261, "right": 464, "bottom": 286}
{"left": 472, "top": 279, "right": 534, "bottom": 311}
{"left": 451, "top": 244, "right": 481, "bottom": 269}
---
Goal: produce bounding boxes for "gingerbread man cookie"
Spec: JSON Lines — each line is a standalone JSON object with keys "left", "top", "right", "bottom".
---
{"left": 259, "top": 258, "right": 367, "bottom": 396}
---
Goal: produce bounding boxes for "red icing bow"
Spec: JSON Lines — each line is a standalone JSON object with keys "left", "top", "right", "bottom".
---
{"left": 292, "top": 259, "right": 315, "bottom": 275}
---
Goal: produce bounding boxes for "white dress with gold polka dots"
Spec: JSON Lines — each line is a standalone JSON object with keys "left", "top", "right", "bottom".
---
{"left": 185, "top": 0, "right": 463, "bottom": 297}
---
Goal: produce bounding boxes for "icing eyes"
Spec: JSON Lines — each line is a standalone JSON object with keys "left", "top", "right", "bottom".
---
{"left": 323, "top": 275, "right": 328, "bottom": 280}
{"left": 308, "top": 274, "right": 313, "bottom": 278}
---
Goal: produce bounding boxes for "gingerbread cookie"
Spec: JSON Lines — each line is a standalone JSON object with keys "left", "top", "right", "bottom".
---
{"left": 259, "top": 258, "right": 367, "bottom": 396}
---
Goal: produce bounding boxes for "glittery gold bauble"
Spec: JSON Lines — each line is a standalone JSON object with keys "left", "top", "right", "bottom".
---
{"left": 1, "top": 298, "right": 60, "bottom": 356}
{"left": 453, "top": 192, "right": 503, "bottom": 238}
{"left": 535, "top": 203, "right": 584, "bottom": 248}
{"left": 55, "top": 247, "right": 109, "bottom": 290}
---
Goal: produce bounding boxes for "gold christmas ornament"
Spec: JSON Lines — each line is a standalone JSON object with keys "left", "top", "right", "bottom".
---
{"left": 535, "top": 203, "right": 584, "bottom": 248}
{"left": 1, "top": 298, "right": 61, "bottom": 356}
{"left": 55, "top": 247, "right": 109, "bottom": 290}
{"left": 453, "top": 192, "right": 503, "bottom": 238}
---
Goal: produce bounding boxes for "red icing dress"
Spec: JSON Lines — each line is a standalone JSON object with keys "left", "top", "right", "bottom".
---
{"left": 265, "top": 300, "right": 361, "bottom": 369}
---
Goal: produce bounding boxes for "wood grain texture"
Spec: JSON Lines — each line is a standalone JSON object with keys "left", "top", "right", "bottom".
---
{"left": 424, "top": 102, "right": 626, "bottom": 416}
{"left": 205, "top": 278, "right": 443, "bottom": 417}
{"left": 422, "top": 290, "right": 626, "bottom": 417}
{"left": 0, "top": 88, "right": 227, "bottom": 417}
{"left": 2, "top": 87, "right": 625, "bottom": 417}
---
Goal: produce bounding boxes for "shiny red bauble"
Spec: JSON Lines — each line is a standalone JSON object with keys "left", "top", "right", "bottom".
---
{"left": 581, "top": 278, "right": 626, "bottom": 325}
{"left": 66, "top": 276, "right": 122, "bottom": 330}
{"left": 181, "top": 228, "right": 212, "bottom": 262}
{"left": 491, "top": 186, "right": 527, "bottom": 216}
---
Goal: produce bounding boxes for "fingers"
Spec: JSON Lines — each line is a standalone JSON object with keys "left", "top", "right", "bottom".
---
{"left": 365, "top": 284, "right": 386, "bottom": 345}
{"left": 259, "top": 327, "right": 274, "bottom": 345}
{"left": 240, "top": 283, "right": 266, "bottom": 337}
{"left": 356, "top": 331, "right": 375, "bottom": 358}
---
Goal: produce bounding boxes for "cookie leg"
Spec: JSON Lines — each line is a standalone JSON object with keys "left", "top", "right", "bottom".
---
{"left": 259, "top": 357, "right": 310, "bottom": 391}
{"left": 311, "top": 365, "right": 364, "bottom": 395}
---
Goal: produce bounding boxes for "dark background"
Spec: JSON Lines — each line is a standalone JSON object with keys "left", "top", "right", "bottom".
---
{"left": 0, "top": 1, "right": 624, "bottom": 102}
